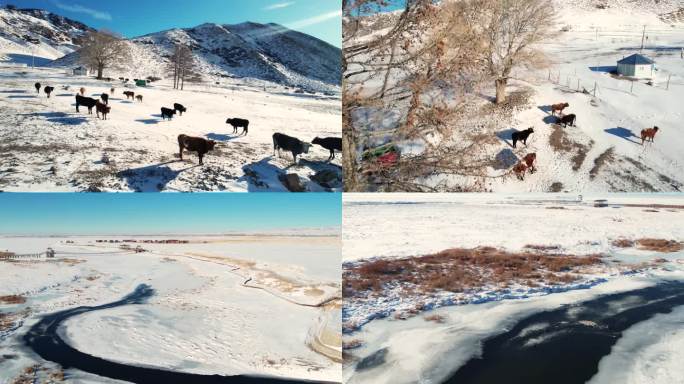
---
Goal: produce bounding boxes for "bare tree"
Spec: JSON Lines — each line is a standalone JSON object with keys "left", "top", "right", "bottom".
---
{"left": 79, "top": 30, "right": 131, "bottom": 79}
{"left": 167, "top": 44, "right": 198, "bottom": 90}
{"left": 477, "top": 0, "right": 555, "bottom": 104}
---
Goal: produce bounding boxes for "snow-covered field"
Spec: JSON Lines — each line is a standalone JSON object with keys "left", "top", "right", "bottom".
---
{"left": 0, "top": 234, "right": 341, "bottom": 383}
{"left": 348, "top": 1, "right": 684, "bottom": 192}
{"left": 342, "top": 193, "right": 684, "bottom": 384}
{"left": 0, "top": 66, "right": 341, "bottom": 192}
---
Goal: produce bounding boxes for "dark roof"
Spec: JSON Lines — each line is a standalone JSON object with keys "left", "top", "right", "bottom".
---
{"left": 617, "top": 54, "right": 654, "bottom": 65}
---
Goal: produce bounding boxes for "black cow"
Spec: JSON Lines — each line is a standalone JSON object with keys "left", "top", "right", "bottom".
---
{"left": 43, "top": 86, "right": 54, "bottom": 98}
{"left": 75, "top": 95, "right": 97, "bottom": 114}
{"left": 512, "top": 128, "right": 534, "bottom": 148}
{"left": 273, "top": 133, "right": 312, "bottom": 163}
{"left": 34, "top": 82, "right": 41, "bottom": 93}
{"left": 225, "top": 118, "right": 249, "bottom": 135}
{"left": 123, "top": 91, "right": 135, "bottom": 100}
{"left": 100, "top": 93, "right": 109, "bottom": 105}
{"left": 312, "top": 137, "right": 342, "bottom": 160}
{"left": 178, "top": 134, "right": 216, "bottom": 165}
{"left": 173, "top": 103, "right": 186, "bottom": 116}
{"left": 558, "top": 114, "right": 576, "bottom": 127}
{"left": 161, "top": 107, "right": 176, "bottom": 120}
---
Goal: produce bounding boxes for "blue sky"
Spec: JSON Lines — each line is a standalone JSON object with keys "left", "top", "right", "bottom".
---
{"left": 0, "top": 194, "right": 341, "bottom": 235}
{"left": 5, "top": 0, "right": 341, "bottom": 47}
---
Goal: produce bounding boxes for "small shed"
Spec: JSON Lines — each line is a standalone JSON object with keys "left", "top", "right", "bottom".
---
{"left": 617, "top": 54, "right": 654, "bottom": 78}
{"left": 135, "top": 79, "right": 147, "bottom": 87}
{"left": 72, "top": 66, "right": 89, "bottom": 76}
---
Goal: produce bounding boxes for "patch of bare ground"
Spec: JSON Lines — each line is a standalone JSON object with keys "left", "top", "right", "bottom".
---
{"left": 590, "top": 147, "right": 615, "bottom": 180}
{"left": 546, "top": 206, "right": 566, "bottom": 209}
{"left": 424, "top": 314, "right": 447, "bottom": 323}
{"left": 10, "top": 364, "right": 66, "bottom": 384}
{"left": 343, "top": 247, "right": 604, "bottom": 299}
{"left": 636, "top": 238, "right": 684, "bottom": 253}
{"left": 548, "top": 182, "right": 563, "bottom": 192}
{"left": 612, "top": 238, "right": 635, "bottom": 248}
{"left": 480, "top": 88, "right": 534, "bottom": 118}
{"left": 343, "top": 339, "right": 363, "bottom": 350}
{"left": 0, "top": 295, "right": 26, "bottom": 304}
{"left": 524, "top": 244, "right": 562, "bottom": 251}
{"left": 548, "top": 125, "right": 593, "bottom": 171}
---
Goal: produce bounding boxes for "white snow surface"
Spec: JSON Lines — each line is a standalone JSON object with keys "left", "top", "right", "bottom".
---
{"left": 0, "top": 234, "right": 341, "bottom": 383}
{"left": 342, "top": 193, "right": 684, "bottom": 384}
{"left": 0, "top": 66, "right": 341, "bottom": 192}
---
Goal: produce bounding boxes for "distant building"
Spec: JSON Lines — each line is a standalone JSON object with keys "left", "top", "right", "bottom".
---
{"left": 73, "top": 66, "right": 89, "bottom": 76}
{"left": 617, "top": 54, "right": 654, "bottom": 78}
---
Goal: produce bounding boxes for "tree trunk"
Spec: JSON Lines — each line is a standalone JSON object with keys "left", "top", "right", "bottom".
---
{"left": 495, "top": 78, "right": 507, "bottom": 104}
{"left": 97, "top": 64, "right": 104, "bottom": 80}
{"left": 342, "top": 99, "right": 358, "bottom": 192}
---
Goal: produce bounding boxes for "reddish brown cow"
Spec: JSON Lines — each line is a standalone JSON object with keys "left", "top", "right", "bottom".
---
{"left": 640, "top": 126, "right": 659, "bottom": 145}
{"left": 550, "top": 102, "right": 569, "bottom": 116}
{"left": 513, "top": 162, "right": 528, "bottom": 180}
{"left": 522, "top": 153, "right": 537, "bottom": 173}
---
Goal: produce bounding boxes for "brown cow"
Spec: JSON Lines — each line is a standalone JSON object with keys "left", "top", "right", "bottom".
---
{"left": 522, "top": 153, "right": 537, "bottom": 173}
{"left": 640, "top": 126, "right": 659, "bottom": 145}
{"left": 123, "top": 91, "right": 135, "bottom": 100}
{"left": 513, "top": 162, "right": 528, "bottom": 180}
{"left": 110, "top": 87, "right": 115, "bottom": 95}
{"left": 96, "top": 101, "right": 111, "bottom": 120}
{"left": 178, "top": 134, "right": 216, "bottom": 165}
{"left": 79, "top": 87, "right": 86, "bottom": 96}
{"left": 550, "top": 102, "right": 569, "bottom": 116}
{"left": 135, "top": 95, "right": 143, "bottom": 102}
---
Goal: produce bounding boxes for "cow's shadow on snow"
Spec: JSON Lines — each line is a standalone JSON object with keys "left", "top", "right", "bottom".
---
{"left": 119, "top": 100, "right": 133, "bottom": 104}
{"left": 56, "top": 93, "right": 73, "bottom": 97}
{"left": 0, "top": 89, "right": 27, "bottom": 94}
{"left": 21, "top": 111, "right": 88, "bottom": 125}
{"left": 537, "top": 105, "right": 552, "bottom": 115}
{"left": 116, "top": 161, "right": 198, "bottom": 191}
{"left": 7, "top": 95, "right": 35, "bottom": 99}
{"left": 605, "top": 127, "right": 640, "bottom": 144}
{"left": 542, "top": 115, "right": 559, "bottom": 124}
{"left": 206, "top": 133, "right": 239, "bottom": 142}
{"left": 496, "top": 128, "right": 518, "bottom": 148}
{"left": 589, "top": 65, "right": 617, "bottom": 73}
{"left": 493, "top": 149, "right": 518, "bottom": 170}
{"left": 135, "top": 118, "right": 159, "bottom": 125}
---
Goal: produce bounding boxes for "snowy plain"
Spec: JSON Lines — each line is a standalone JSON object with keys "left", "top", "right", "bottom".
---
{"left": 348, "top": 0, "right": 684, "bottom": 192}
{"left": 0, "top": 65, "right": 341, "bottom": 192}
{"left": 0, "top": 233, "right": 341, "bottom": 383}
{"left": 342, "top": 193, "right": 684, "bottom": 384}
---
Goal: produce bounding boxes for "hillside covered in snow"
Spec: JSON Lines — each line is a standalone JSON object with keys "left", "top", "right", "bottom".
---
{"left": 0, "top": 6, "right": 92, "bottom": 64}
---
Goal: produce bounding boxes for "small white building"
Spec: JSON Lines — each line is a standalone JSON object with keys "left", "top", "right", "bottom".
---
{"left": 616, "top": 54, "right": 654, "bottom": 78}
{"left": 72, "top": 66, "right": 89, "bottom": 76}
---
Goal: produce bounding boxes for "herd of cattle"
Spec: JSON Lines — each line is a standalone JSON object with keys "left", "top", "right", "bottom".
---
{"left": 508, "top": 101, "right": 661, "bottom": 181}
{"left": 30, "top": 81, "right": 342, "bottom": 166}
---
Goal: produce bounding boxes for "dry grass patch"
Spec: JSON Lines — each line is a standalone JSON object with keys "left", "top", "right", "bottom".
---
{"left": 344, "top": 247, "right": 603, "bottom": 298}
{"left": 0, "top": 295, "right": 26, "bottom": 304}
{"left": 636, "top": 238, "right": 684, "bottom": 253}
{"left": 424, "top": 314, "right": 447, "bottom": 323}
{"left": 590, "top": 147, "right": 615, "bottom": 179}
{"left": 612, "top": 238, "right": 635, "bottom": 248}
{"left": 549, "top": 125, "right": 593, "bottom": 171}
{"left": 343, "top": 339, "right": 364, "bottom": 350}
{"left": 524, "top": 244, "right": 562, "bottom": 251}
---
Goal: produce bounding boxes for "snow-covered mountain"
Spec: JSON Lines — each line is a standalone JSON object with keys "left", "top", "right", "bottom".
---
{"left": 0, "top": 5, "right": 341, "bottom": 92}
{"left": 128, "top": 22, "right": 341, "bottom": 91}
{"left": 0, "top": 6, "right": 93, "bottom": 61}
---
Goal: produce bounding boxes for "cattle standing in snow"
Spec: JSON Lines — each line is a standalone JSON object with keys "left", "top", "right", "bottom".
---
{"left": 558, "top": 113, "right": 576, "bottom": 127}
{"left": 312, "top": 137, "right": 342, "bottom": 161}
{"left": 75, "top": 95, "right": 97, "bottom": 114}
{"left": 161, "top": 107, "right": 176, "bottom": 120}
{"left": 34, "top": 82, "right": 41, "bottom": 93}
{"left": 100, "top": 93, "right": 109, "bottom": 105}
{"left": 225, "top": 118, "right": 249, "bottom": 135}
{"left": 110, "top": 87, "right": 115, "bottom": 95}
{"left": 96, "top": 101, "right": 111, "bottom": 120}
{"left": 551, "top": 102, "right": 569, "bottom": 116}
{"left": 641, "top": 126, "right": 659, "bottom": 145}
{"left": 513, "top": 162, "right": 528, "bottom": 180}
{"left": 273, "top": 133, "right": 311, "bottom": 163}
{"left": 123, "top": 91, "right": 135, "bottom": 100}
{"left": 43, "top": 86, "right": 54, "bottom": 98}
{"left": 178, "top": 134, "right": 216, "bottom": 165}
{"left": 135, "top": 95, "right": 143, "bottom": 102}
{"left": 522, "top": 153, "right": 537, "bottom": 173}
{"left": 511, "top": 127, "right": 534, "bottom": 148}
{"left": 173, "top": 103, "right": 186, "bottom": 116}
{"left": 79, "top": 87, "right": 86, "bottom": 96}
